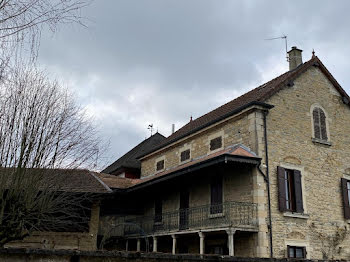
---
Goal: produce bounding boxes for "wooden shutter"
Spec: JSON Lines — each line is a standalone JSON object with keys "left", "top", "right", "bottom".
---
{"left": 277, "top": 166, "right": 287, "bottom": 212}
{"left": 302, "top": 247, "right": 307, "bottom": 258}
{"left": 319, "top": 109, "right": 328, "bottom": 140}
{"left": 313, "top": 108, "right": 321, "bottom": 139}
{"left": 156, "top": 160, "right": 164, "bottom": 171}
{"left": 293, "top": 170, "right": 304, "bottom": 213}
{"left": 210, "top": 137, "right": 222, "bottom": 151}
{"left": 180, "top": 149, "right": 190, "bottom": 162}
{"left": 341, "top": 178, "right": 350, "bottom": 219}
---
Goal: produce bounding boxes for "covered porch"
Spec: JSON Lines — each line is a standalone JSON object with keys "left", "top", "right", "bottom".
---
{"left": 99, "top": 144, "right": 267, "bottom": 257}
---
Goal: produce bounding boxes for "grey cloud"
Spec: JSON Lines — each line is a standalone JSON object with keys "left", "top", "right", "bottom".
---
{"left": 37, "top": 0, "right": 350, "bottom": 167}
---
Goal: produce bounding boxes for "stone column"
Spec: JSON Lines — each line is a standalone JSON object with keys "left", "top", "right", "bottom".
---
{"left": 171, "top": 235, "right": 177, "bottom": 254}
{"left": 226, "top": 229, "right": 236, "bottom": 256}
{"left": 252, "top": 166, "right": 270, "bottom": 258}
{"left": 137, "top": 238, "right": 141, "bottom": 252}
{"left": 153, "top": 236, "right": 158, "bottom": 252}
{"left": 198, "top": 232, "right": 205, "bottom": 255}
{"left": 126, "top": 239, "right": 129, "bottom": 251}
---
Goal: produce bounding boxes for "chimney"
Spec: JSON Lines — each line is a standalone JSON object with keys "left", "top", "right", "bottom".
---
{"left": 288, "top": 46, "right": 303, "bottom": 70}
{"left": 172, "top": 124, "right": 175, "bottom": 134}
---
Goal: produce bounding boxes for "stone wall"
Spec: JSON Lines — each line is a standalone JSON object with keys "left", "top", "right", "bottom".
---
{"left": 264, "top": 66, "right": 350, "bottom": 259}
{"left": 140, "top": 111, "right": 254, "bottom": 177}
{"left": 0, "top": 248, "right": 343, "bottom": 262}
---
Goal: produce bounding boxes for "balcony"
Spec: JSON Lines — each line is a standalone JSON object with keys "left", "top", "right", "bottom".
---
{"left": 122, "top": 201, "right": 258, "bottom": 237}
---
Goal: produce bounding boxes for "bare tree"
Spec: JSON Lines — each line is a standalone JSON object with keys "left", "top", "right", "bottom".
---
{"left": 0, "top": 0, "right": 90, "bottom": 76}
{"left": 0, "top": 66, "right": 104, "bottom": 247}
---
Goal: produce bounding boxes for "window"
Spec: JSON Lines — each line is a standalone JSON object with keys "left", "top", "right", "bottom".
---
{"left": 312, "top": 107, "right": 328, "bottom": 141}
{"left": 341, "top": 178, "right": 350, "bottom": 219}
{"left": 154, "top": 199, "right": 162, "bottom": 223}
{"left": 180, "top": 149, "right": 190, "bottom": 162}
{"left": 210, "top": 136, "right": 222, "bottom": 151}
{"left": 287, "top": 246, "right": 306, "bottom": 259}
{"left": 284, "top": 169, "right": 296, "bottom": 211}
{"left": 70, "top": 255, "right": 80, "bottom": 262}
{"left": 277, "top": 166, "right": 304, "bottom": 213}
{"left": 210, "top": 175, "right": 223, "bottom": 214}
{"left": 156, "top": 159, "right": 164, "bottom": 171}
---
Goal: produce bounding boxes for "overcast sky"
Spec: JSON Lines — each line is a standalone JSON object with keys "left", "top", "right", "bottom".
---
{"left": 37, "top": 1, "right": 350, "bottom": 169}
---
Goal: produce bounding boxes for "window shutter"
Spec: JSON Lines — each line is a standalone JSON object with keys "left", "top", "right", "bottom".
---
{"left": 210, "top": 137, "right": 222, "bottom": 151}
{"left": 287, "top": 245, "right": 291, "bottom": 258}
{"left": 341, "top": 178, "right": 350, "bottom": 219}
{"left": 277, "top": 166, "right": 287, "bottom": 212}
{"left": 313, "top": 108, "right": 321, "bottom": 139}
{"left": 293, "top": 170, "right": 304, "bottom": 213}
{"left": 319, "top": 109, "right": 328, "bottom": 140}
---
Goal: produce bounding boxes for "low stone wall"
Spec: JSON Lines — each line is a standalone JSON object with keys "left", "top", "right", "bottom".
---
{"left": 0, "top": 248, "right": 342, "bottom": 262}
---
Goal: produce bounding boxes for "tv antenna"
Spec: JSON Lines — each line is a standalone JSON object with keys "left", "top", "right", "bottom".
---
{"left": 265, "top": 35, "right": 288, "bottom": 62}
{"left": 148, "top": 124, "right": 154, "bottom": 136}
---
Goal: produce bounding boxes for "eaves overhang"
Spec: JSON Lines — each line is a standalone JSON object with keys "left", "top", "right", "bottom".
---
{"left": 112, "top": 153, "right": 261, "bottom": 194}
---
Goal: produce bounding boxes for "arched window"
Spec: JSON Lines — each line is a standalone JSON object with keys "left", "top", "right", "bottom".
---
{"left": 312, "top": 107, "right": 328, "bottom": 141}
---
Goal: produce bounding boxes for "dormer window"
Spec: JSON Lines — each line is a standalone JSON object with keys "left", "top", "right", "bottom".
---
{"left": 156, "top": 159, "right": 164, "bottom": 171}
{"left": 312, "top": 107, "right": 328, "bottom": 141}
{"left": 180, "top": 149, "right": 190, "bottom": 162}
{"left": 210, "top": 136, "right": 222, "bottom": 151}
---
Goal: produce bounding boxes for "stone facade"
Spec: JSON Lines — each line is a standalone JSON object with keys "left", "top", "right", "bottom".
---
{"left": 264, "top": 66, "right": 350, "bottom": 259}
{"left": 140, "top": 110, "right": 255, "bottom": 177}
{"left": 135, "top": 63, "right": 350, "bottom": 259}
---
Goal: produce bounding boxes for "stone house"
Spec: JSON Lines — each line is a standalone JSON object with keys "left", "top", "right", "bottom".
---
{"left": 98, "top": 46, "right": 350, "bottom": 260}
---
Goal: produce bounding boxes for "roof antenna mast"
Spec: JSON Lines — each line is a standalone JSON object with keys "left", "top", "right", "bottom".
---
{"left": 148, "top": 124, "right": 154, "bottom": 136}
{"left": 265, "top": 35, "right": 288, "bottom": 62}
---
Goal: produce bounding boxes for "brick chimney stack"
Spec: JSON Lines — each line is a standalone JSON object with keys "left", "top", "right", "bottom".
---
{"left": 288, "top": 46, "right": 303, "bottom": 70}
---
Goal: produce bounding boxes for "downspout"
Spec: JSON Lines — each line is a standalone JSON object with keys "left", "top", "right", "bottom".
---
{"left": 262, "top": 110, "right": 273, "bottom": 258}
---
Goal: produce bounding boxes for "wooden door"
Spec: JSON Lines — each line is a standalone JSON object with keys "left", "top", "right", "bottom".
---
{"left": 179, "top": 191, "right": 189, "bottom": 230}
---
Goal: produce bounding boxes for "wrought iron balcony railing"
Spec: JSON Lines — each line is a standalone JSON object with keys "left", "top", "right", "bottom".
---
{"left": 122, "top": 201, "right": 257, "bottom": 237}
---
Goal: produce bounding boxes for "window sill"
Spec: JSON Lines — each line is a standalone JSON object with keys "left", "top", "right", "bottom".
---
{"left": 209, "top": 213, "right": 225, "bottom": 219}
{"left": 283, "top": 212, "right": 309, "bottom": 219}
{"left": 312, "top": 138, "right": 332, "bottom": 146}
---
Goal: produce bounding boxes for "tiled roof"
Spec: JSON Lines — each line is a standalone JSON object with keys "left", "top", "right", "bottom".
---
{"left": 0, "top": 168, "right": 112, "bottom": 193}
{"left": 102, "top": 132, "right": 166, "bottom": 174}
{"left": 139, "top": 56, "right": 350, "bottom": 159}
{"left": 98, "top": 144, "right": 260, "bottom": 190}
{"left": 95, "top": 172, "right": 141, "bottom": 189}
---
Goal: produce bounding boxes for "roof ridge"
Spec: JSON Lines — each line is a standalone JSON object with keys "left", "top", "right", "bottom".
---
{"left": 102, "top": 132, "right": 166, "bottom": 173}
{"left": 88, "top": 171, "right": 113, "bottom": 192}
